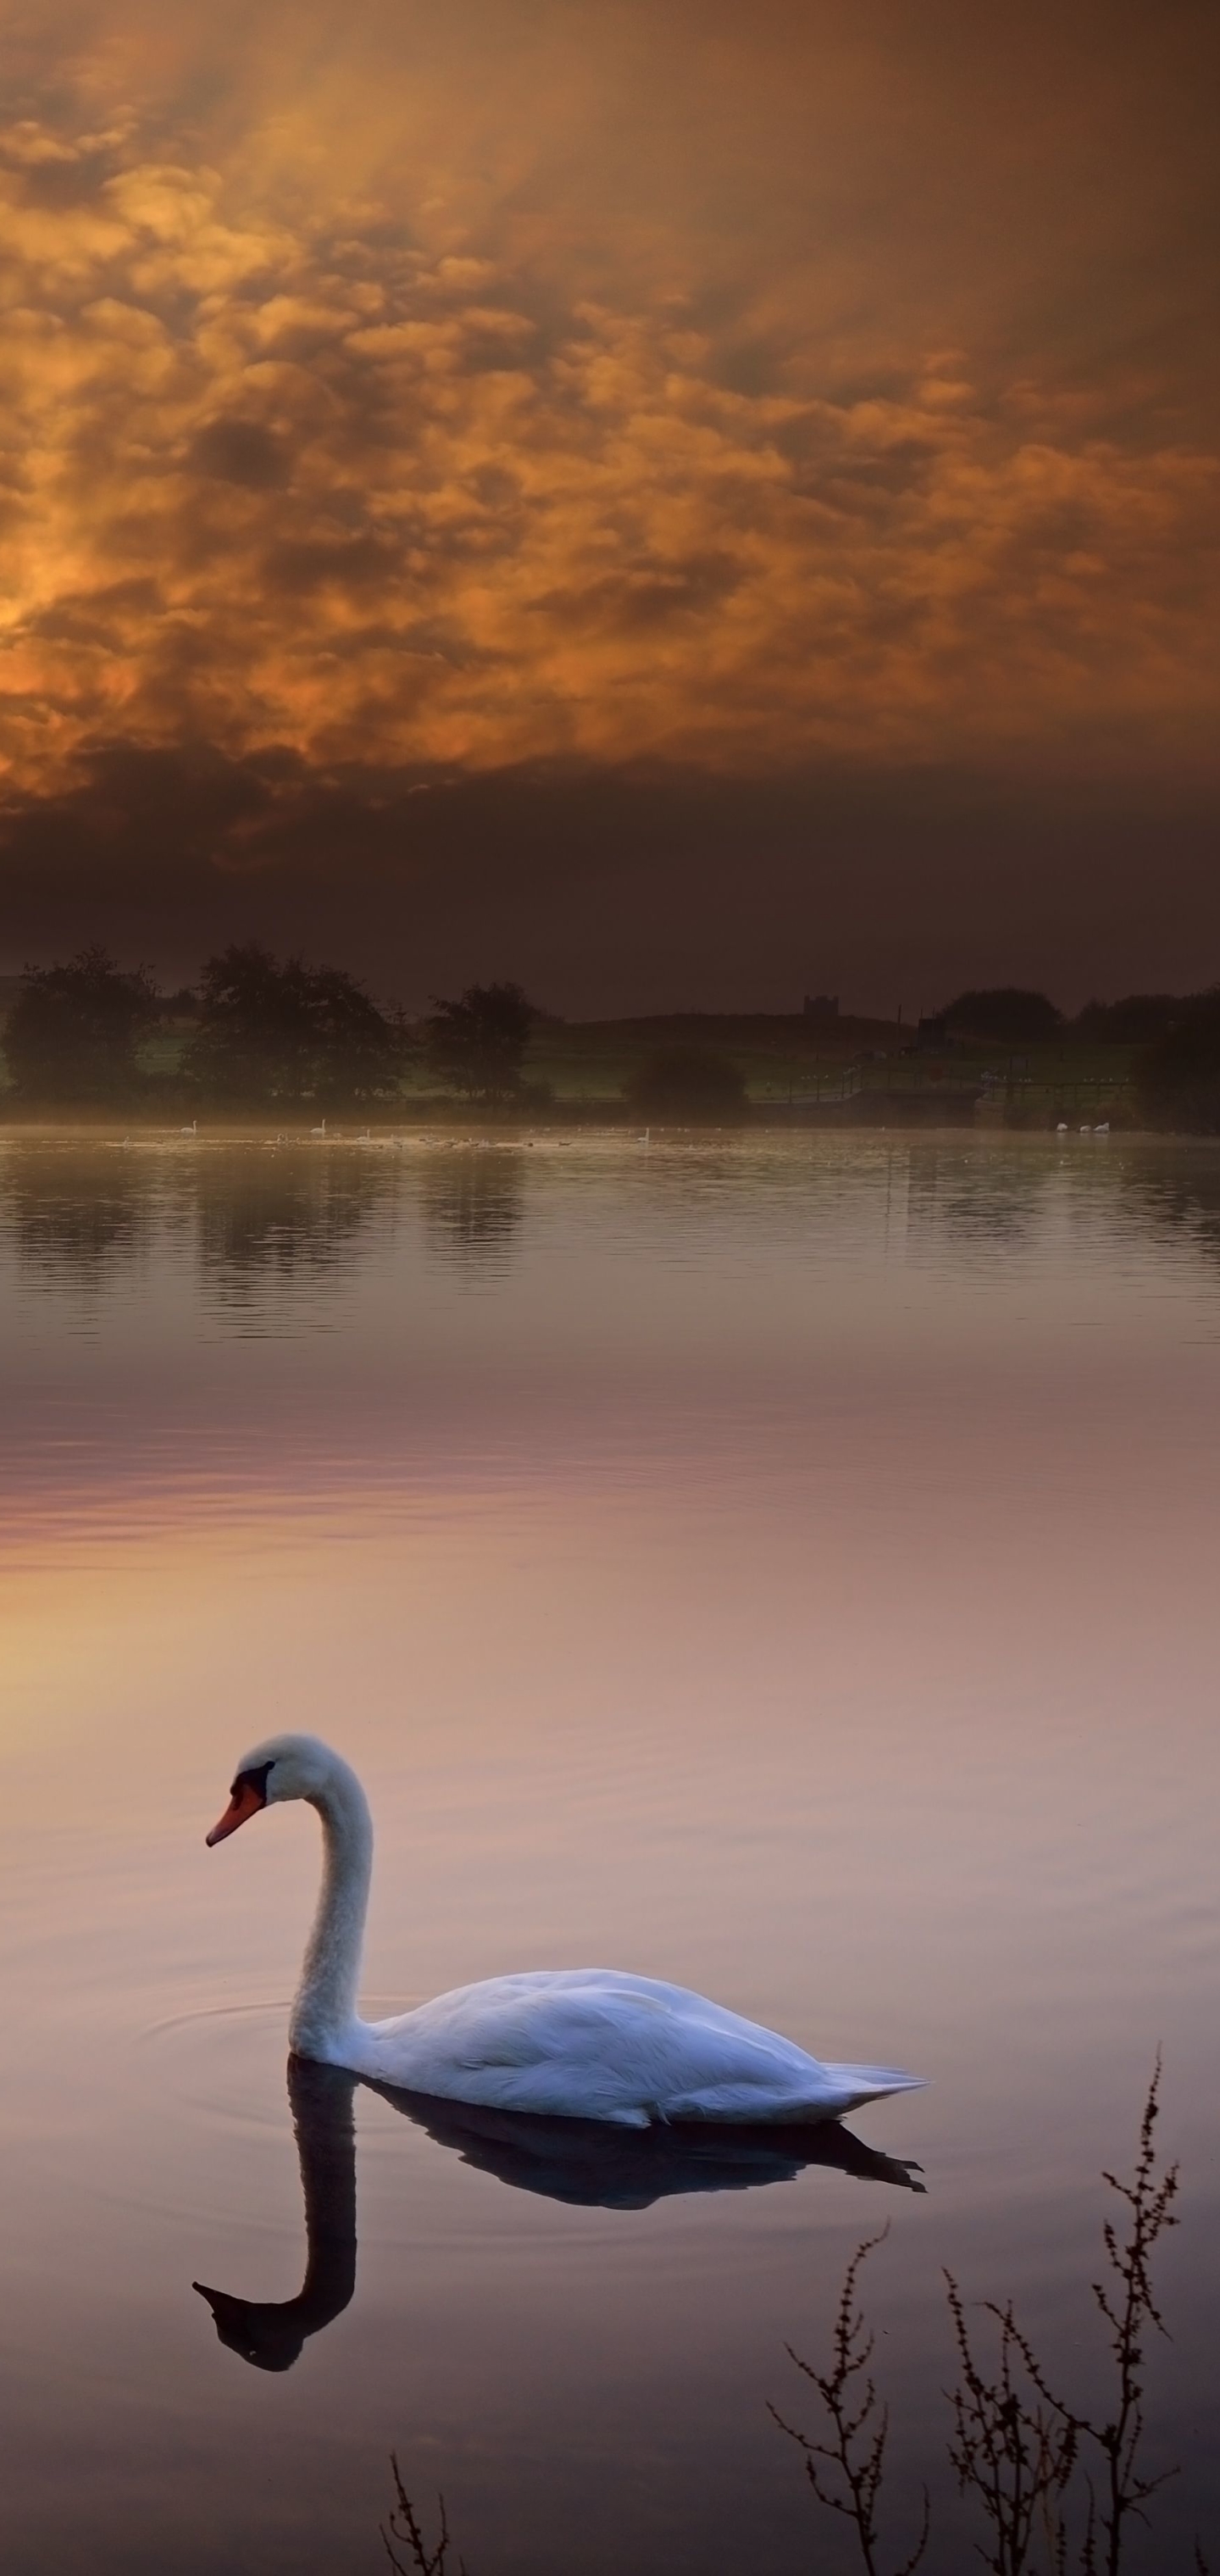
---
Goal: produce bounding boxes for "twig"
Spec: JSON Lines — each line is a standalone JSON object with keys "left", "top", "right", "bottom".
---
{"left": 769, "top": 2227, "right": 929, "bottom": 2575}
{"left": 1075, "top": 2056, "right": 1179, "bottom": 2575}
{"left": 944, "top": 2278, "right": 1077, "bottom": 2574}
{"left": 381, "top": 2454, "right": 468, "bottom": 2576}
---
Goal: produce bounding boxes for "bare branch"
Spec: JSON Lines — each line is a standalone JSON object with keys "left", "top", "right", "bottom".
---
{"left": 770, "top": 2228, "right": 929, "bottom": 2574}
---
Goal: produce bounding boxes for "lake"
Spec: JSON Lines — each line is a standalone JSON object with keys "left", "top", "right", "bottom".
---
{"left": 1, "top": 1126, "right": 1217, "bottom": 2573}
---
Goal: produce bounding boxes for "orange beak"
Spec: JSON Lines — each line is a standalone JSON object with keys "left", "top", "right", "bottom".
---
{"left": 206, "top": 1778, "right": 266, "bottom": 1847}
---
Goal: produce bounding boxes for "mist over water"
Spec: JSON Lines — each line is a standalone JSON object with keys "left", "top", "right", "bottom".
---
{"left": 1, "top": 1130, "right": 1217, "bottom": 2572}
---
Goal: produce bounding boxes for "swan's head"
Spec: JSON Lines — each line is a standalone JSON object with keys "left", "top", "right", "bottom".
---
{"left": 205, "top": 1732, "right": 340, "bottom": 1846}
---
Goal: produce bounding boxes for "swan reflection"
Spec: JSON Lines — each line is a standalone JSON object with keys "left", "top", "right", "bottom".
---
{"left": 194, "top": 2053, "right": 923, "bottom": 2371}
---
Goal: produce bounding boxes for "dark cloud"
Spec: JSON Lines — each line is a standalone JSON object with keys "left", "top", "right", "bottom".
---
{"left": 189, "top": 417, "right": 290, "bottom": 488}
{"left": 3, "top": 741, "right": 1217, "bottom": 1018}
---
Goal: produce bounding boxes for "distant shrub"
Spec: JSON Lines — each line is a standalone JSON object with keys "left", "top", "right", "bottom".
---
{"left": 624, "top": 1044, "right": 748, "bottom": 1118}
{"left": 1139, "top": 987, "right": 1220, "bottom": 1132}
{"left": 940, "top": 986, "right": 1062, "bottom": 1042}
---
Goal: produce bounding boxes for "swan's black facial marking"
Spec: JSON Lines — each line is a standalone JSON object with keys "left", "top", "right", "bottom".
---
{"left": 232, "top": 1761, "right": 274, "bottom": 1807}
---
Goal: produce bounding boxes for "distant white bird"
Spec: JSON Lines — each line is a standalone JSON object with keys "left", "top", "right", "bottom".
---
{"left": 311, "top": 1117, "right": 327, "bottom": 1137}
{"left": 1095, "top": 1120, "right": 1110, "bottom": 1135}
{"left": 1056, "top": 1121, "right": 1068, "bottom": 1133}
{"left": 1079, "top": 1124, "right": 1092, "bottom": 1134}
{"left": 180, "top": 1119, "right": 197, "bottom": 1135}
{"left": 205, "top": 1736, "right": 923, "bottom": 2128}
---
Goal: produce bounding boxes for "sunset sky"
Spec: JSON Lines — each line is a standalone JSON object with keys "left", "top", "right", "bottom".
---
{"left": 1, "top": 0, "right": 1217, "bottom": 1012}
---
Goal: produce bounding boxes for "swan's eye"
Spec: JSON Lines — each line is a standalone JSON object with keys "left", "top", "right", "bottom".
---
{"left": 235, "top": 1762, "right": 274, "bottom": 1802}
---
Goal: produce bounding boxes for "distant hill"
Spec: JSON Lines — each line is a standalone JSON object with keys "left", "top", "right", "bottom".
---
{"left": 573, "top": 1010, "right": 902, "bottom": 1047}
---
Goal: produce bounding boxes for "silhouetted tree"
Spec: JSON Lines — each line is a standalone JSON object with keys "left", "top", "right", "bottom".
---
{"left": 184, "top": 945, "right": 406, "bottom": 1108}
{"left": 1139, "top": 989, "right": 1220, "bottom": 1132}
{"left": 1074, "top": 994, "right": 1184, "bottom": 1046}
{"left": 1, "top": 946, "right": 158, "bottom": 1105}
{"left": 940, "top": 988, "right": 1062, "bottom": 1043}
{"left": 304, "top": 963, "right": 409, "bottom": 1108}
{"left": 624, "top": 1043, "right": 748, "bottom": 1117}
{"left": 424, "top": 982, "right": 536, "bottom": 1103}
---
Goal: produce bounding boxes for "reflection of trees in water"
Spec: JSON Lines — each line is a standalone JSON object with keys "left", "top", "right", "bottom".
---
{"left": 419, "top": 1148, "right": 524, "bottom": 1280}
{"left": 904, "top": 1142, "right": 1040, "bottom": 1252}
{"left": 0, "top": 1143, "right": 397, "bottom": 1311}
{"left": 0, "top": 1146, "right": 157, "bottom": 1292}
{"left": 1114, "top": 1146, "right": 1220, "bottom": 1274}
{"left": 189, "top": 1150, "right": 394, "bottom": 1312}
{"left": 903, "top": 1135, "right": 1220, "bottom": 1272}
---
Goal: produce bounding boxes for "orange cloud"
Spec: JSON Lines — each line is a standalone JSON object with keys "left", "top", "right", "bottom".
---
{"left": 1, "top": 3, "right": 1217, "bottom": 808}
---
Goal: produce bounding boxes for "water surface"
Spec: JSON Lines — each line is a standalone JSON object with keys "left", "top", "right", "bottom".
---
{"left": 1, "top": 1129, "right": 1217, "bottom": 2572}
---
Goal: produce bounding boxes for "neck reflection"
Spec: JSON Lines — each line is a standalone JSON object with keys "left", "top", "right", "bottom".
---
{"left": 195, "top": 2059, "right": 924, "bottom": 2371}
{"left": 193, "top": 2057, "right": 358, "bottom": 2372}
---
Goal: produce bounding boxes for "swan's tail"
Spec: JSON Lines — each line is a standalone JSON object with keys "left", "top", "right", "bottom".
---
{"left": 821, "top": 2062, "right": 925, "bottom": 2114}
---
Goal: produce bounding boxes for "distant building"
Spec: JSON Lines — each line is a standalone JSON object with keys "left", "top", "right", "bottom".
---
{"left": 802, "top": 993, "right": 840, "bottom": 1023}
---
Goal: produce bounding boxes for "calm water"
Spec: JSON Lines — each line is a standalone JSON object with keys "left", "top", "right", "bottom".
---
{"left": 1, "top": 1128, "right": 1218, "bottom": 2573}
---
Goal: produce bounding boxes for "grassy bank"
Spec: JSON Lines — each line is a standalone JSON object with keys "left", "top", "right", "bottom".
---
{"left": 1, "top": 1005, "right": 1142, "bottom": 1124}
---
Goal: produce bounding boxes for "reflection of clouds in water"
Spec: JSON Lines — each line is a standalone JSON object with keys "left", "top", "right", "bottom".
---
{"left": 195, "top": 2053, "right": 922, "bottom": 2373}
{"left": 419, "top": 1147, "right": 524, "bottom": 1282}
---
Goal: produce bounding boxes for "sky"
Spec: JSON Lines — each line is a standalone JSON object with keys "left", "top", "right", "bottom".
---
{"left": 0, "top": 0, "right": 1217, "bottom": 1013}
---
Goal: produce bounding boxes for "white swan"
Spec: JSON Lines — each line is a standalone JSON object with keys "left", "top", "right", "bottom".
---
{"left": 205, "top": 1735, "right": 922, "bottom": 2128}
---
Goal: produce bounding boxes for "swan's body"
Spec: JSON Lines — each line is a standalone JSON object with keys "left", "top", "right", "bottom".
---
{"left": 206, "top": 1735, "right": 921, "bottom": 2129}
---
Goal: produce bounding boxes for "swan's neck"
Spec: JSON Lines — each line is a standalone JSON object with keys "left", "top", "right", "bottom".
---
{"left": 288, "top": 1760, "right": 374, "bottom": 2062}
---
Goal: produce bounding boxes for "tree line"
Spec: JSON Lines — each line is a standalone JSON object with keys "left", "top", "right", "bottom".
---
{"left": 924, "top": 984, "right": 1200, "bottom": 1046}
{"left": 923, "top": 985, "right": 1220, "bottom": 1126}
{"left": 0, "top": 945, "right": 541, "bottom": 1110}
{"left": 4, "top": 952, "right": 1220, "bottom": 1124}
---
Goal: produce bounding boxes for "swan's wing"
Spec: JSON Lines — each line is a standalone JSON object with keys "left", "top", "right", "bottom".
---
{"left": 363, "top": 1971, "right": 898, "bottom": 2124}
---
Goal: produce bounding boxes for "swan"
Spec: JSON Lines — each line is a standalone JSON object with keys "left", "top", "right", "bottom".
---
{"left": 204, "top": 1735, "right": 922, "bottom": 2127}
